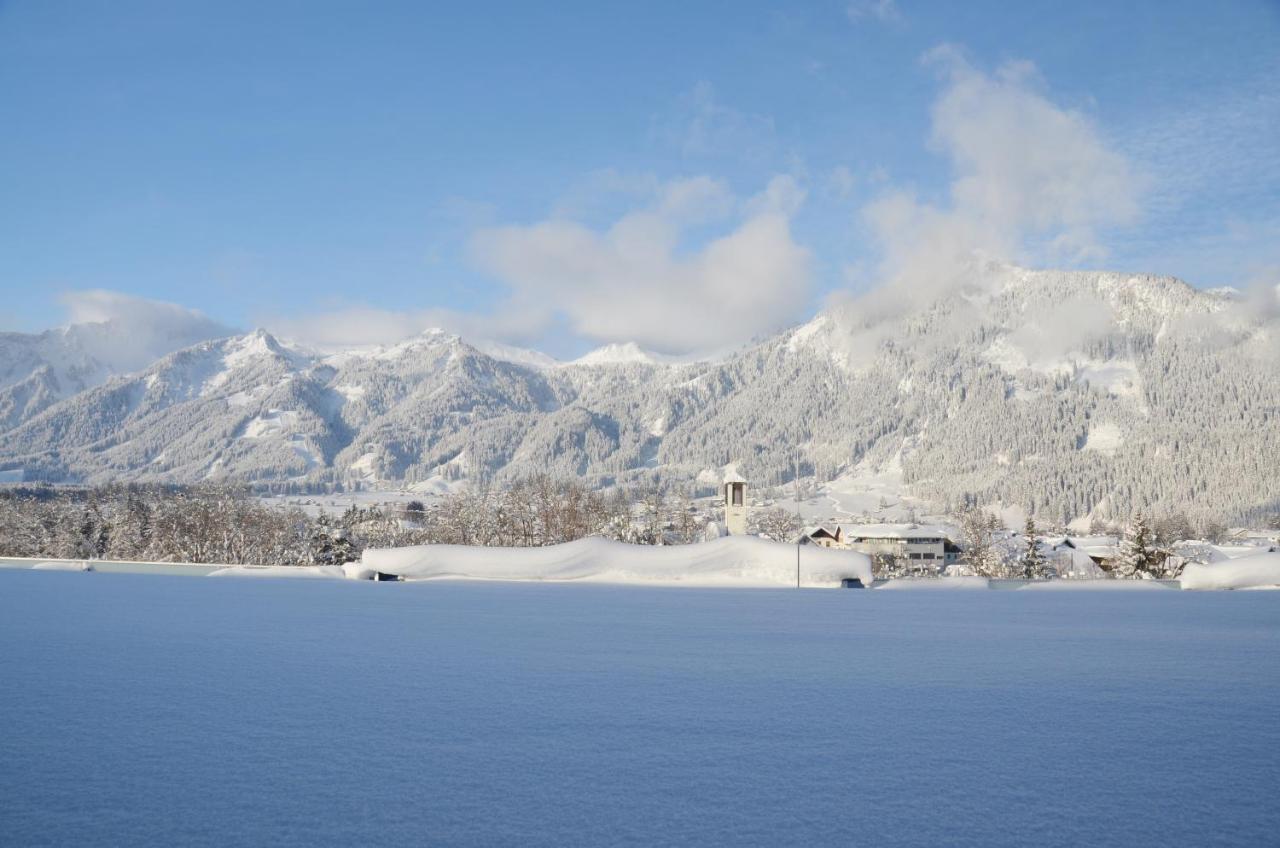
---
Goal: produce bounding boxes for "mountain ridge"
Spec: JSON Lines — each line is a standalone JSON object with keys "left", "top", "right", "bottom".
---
{"left": 1, "top": 263, "right": 1276, "bottom": 524}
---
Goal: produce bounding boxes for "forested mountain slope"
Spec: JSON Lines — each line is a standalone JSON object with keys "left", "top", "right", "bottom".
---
{"left": 0, "top": 312, "right": 229, "bottom": 430}
{"left": 1, "top": 263, "right": 1276, "bottom": 523}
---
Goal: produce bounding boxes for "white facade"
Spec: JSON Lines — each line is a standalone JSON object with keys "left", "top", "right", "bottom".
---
{"left": 723, "top": 472, "right": 748, "bottom": 536}
{"left": 806, "top": 523, "right": 958, "bottom": 568}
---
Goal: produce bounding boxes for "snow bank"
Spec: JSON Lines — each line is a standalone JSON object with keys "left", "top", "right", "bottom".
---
{"left": 361, "top": 535, "right": 873, "bottom": 589}
{"left": 1179, "top": 552, "right": 1280, "bottom": 591}
{"left": 876, "top": 577, "right": 990, "bottom": 590}
{"left": 31, "top": 561, "right": 93, "bottom": 572}
{"left": 341, "top": 562, "right": 379, "bottom": 581}
{"left": 206, "top": 565, "right": 347, "bottom": 579}
{"left": 1018, "top": 579, "right": 1174, "bottom": 591}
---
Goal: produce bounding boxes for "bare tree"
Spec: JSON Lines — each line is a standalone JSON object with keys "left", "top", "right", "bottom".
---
{"left": 751, "top": 507, "right": 801, "bottom": 542}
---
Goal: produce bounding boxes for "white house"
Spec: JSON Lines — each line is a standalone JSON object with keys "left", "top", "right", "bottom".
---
{"left": 806, "top": 523, "right": 959, "bottom": 568}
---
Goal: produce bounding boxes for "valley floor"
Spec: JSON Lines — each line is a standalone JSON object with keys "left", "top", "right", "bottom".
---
{"left": 1, "top": 572, "right": 1277, "bottom": 847}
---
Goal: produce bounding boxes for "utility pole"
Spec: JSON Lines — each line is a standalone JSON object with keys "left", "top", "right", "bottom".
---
{"left": 794, "top": 454, "right": 801, "bottom": 589}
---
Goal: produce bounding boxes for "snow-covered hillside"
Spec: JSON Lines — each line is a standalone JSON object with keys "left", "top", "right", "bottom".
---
{"left": 0, "top": 262, "right": 1276, "bottom": 524}
{"left": 0, "top": 310, "right": 231, "bottom": 431}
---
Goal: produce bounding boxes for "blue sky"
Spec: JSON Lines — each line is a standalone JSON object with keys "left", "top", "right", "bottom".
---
{"left": 1, "top": 0, "right": 1277, "bottom": 355}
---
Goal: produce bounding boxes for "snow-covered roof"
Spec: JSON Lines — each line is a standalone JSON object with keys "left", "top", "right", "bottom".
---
{"left": 1053, "top": 546, "right": 1102, "bottom": 562}
{"left": 1062, "top": 536, "right": 1118, "bottom": 556}
{"left": 835, "top": 523, "right": 952, "bottom": 541}
{"left": 1065, "top": 535, "right": 1118, "bottom": 546}
{"left": 1172, "top": 541, "right": 1274, "bottom": 562}
{"left": 723, "top": 470, "right": 747, "bottom": 484}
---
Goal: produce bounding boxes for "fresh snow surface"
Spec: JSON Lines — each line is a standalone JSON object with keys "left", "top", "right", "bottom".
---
{"left": 363, "top": 535, "right": 873, "bottom": 588}
{"left": 569, "top": 341, "right": 711, "bottom": 367}
{"left": 240, "top": 409, "right": 298, "bottom": 439}
{"left": 571, "top": 341, "right": 661, "bottom": 366}
{"left": 2, "top": 571, "right": 1278, "bottom": 847}
{"left": 1082, "top": 421, "right": 1124, "bottom": 455}
{"left": 469, "top": 338, "right": 560, "bottom": 370}
{"left": 876, "top": 576, "right": 990, "bottom": 590}
{"left": 29, "top": 560, "right": 92, "bottom": 572}
{"left": 1018, "top": 579, "right": 1174, "bottom": 591}
{"left": 1076, "top": 359, "right": 1142, "bottom": 399}
{"left": 206, "top": 565, "right": 346, "bottom": 579}
{"left": 1180, "top": 552, "right": 1280, "bottom": 591}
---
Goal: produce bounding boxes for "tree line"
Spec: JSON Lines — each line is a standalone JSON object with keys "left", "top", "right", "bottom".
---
{"left": 1, "top": 480, "right": 1264, "bottom": 573}
{"left": 0, "top": 478, "right": 767, "bottom": 566}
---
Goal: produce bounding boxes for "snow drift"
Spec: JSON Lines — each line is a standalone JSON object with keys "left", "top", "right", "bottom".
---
{"left": 361, "top": 535, "right": 873, "bottom": 588}
{"left": 1179, "top": 552, "right": 1280, "bottom": 591}
{"left": 30, "top": 560, "right": 93, "bottom": 572}
{"left": 876, "top": 577, "right": 990, "bottom": 590}
{"left": 1018, "top": 579, "right": 1174, "bottom": 591}
{"left": 207, "top": 565, "right": 347, "bottom": 579}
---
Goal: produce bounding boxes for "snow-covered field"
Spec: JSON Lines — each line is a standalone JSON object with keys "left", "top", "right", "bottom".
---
{"left": 1, "top": 570, "right": 1277, "bottom": 847}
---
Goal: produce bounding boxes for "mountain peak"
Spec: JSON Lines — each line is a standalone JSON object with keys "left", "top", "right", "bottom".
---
{"left": 573, "top": 342, "right": 660, "bottom": 367}
{"left": 1, "top": 264, "right": 1275, "bottom": 526}
{"left": 230, "top": 329, "right": 286, "bottom": 358}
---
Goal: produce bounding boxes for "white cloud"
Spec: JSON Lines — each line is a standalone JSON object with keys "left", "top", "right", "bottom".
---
{"left": 657, "top": 175, "right": 736, "bottom": 222}
{"left": 264, "top": 176, "right": 810, "bottom": 356}
{"left": 469, "top": 176, "right": 812, "bottom": 354}
{"left": 271, "top": 49, "right": 1149, "bottom": 360}
{"left": 860, "top": 47, "right": 1142, "bottom": 298}
{"left": 824, "top": 48, "right": 1145, "bottom": 363}
{"left": 654, "top": 82, "right": 776, "bottom": 161}
{"left": 846, "top": 0, "right": 901, "bottom": 23}
{"left": 57, "top": 290, "right": 235, "bottom": 372}
{"left": 827, "top": 165, "right": 857, "bottom": 199}
{"left": 551, "top": 172, "right": 740, "bottom": 225}
{"left": 745, "top": 174, "right": 807, "bottom": 218}
{"left": 1005, "top": 296, "right": 1116, "bottom": 364}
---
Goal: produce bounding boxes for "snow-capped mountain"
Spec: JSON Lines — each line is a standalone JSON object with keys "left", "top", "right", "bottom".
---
{"left": 1, "top": 263, "right": 1276, "bottom": 523}
{"left": 0, "top": 311, "right": 232, "bottom": 430}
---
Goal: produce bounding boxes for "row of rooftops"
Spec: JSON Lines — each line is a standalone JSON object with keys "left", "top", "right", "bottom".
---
{"left": 804, "top": 527, "right": 1117, "bottom": 560}
{"left": 806, "top": 526, "right": 1275, "bottom": 561}
{"left": 805, "top": 524, "right": 956, "bottom": 545}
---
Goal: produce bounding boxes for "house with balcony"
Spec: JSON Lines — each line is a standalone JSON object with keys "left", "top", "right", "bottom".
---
{"left": 804, "top": 523, "right": 960, "bottom": 568}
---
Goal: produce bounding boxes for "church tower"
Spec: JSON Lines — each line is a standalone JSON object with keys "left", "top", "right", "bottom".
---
{"left": 723, "top": 471, "right": 748, "bottom": 535}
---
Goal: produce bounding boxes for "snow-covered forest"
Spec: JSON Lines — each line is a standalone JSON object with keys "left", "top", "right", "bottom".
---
{"left": 0, "top": 479, "right": 778, "bottom": 566}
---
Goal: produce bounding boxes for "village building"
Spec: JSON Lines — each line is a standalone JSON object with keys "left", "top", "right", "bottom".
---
{"left": 722, "top": 471, "right": 749, "bottom": 536}
{"left": 1046, "top": 535, "right": 1119, "bottom": 567}
{"left": 804, "top": 526, "right": 842, "bottom": 548}
{"left": 804, "top": 523, "right": 960, "bottom": 567}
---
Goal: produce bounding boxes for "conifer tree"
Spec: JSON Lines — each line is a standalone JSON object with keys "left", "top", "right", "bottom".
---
{"left": 1020, "top": 516, "right": 1048, "bottom": 580}
{"left": 1115, "top": 511, "right": 1157, "bottom": 579}
{"left": 960, "top": 507, "right": 1004, "bottom": 577}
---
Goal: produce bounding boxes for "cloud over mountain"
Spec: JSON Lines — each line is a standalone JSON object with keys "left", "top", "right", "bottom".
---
{"left": 860, "top": 47, "right": 1143, "bottom": 297}
{"left": 469, "top": 175, "right": 811, "bottom": 355}
{"left": 270, "top": 176, "right": 812, "bottom": 357}
{"left": 57, "top": 290, "right": 236, "bottom": 375}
